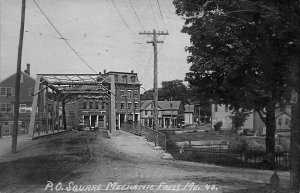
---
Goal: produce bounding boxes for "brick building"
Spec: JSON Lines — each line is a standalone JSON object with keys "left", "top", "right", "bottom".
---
{"left": 0, "top": 64, "right": 34, "bottom": 136}
{"left": 65, "top": 70, "right": 141, "bottom": 130}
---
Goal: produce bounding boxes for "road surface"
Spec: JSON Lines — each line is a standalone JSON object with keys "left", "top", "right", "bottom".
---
{"left": 0, "top": 129, "right": 290, "bottom": 193}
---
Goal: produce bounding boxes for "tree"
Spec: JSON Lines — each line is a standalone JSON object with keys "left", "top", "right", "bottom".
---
{"left": 159, "top": 79, "right": 189, "bottom": 103}
{"left": 141, "top": 80, "right": 190, "bottom": 103}
{"left": 231, "top": 108, "right": 251, "bottom": 131}
{"left": 173, "top": 0, "right": 300, "bottom": 167}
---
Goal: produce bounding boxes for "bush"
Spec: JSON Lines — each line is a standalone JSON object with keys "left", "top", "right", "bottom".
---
{"left": 213, "top": 121, "right": 223, "bottom": 131}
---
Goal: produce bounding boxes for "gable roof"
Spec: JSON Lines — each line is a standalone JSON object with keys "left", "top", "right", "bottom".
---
{"left": 140, "top": 100, "right": 181, "bottom": 110}
{"left": 0, "top": 71, "right": 35, "bottom": 86}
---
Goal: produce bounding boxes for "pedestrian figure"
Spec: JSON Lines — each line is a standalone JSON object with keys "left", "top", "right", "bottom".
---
{"left": 268, "top": 170, "right": 280, "bottom": 193}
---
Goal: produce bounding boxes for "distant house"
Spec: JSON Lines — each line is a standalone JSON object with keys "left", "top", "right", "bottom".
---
{"left": 184, "top": 104, "right": 194, "bottom": 125}
{"left": 0, "top": 64, "right": 34, "bottom": 136}
{"left": 211, "top": 103, "right": 291, "bottom": 136}
{"left": 211, "top": 104, "right": 254, "bottom": 130}
{"left": 140, "top": 100, "right": 184, "bottom": 128}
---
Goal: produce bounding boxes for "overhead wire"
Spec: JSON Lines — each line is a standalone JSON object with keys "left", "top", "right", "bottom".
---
{"left": 148, "top": 0, "right": 160, "bottom": 30}
{"left": 127, "top": 0, "right": 146, "bottom": 31}
{"left": 32, "top": 0, "right": 97, "bottom": 73}
{"left": 110, "top": 0, "right": 139, "bottom": 39}
{"left": 155, "top": 0, "right": 167, "bottom": 30}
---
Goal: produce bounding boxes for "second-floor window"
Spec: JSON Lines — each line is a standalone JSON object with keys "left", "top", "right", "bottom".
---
{"left": 120, "top": 90, "right": 125, "bottom": 96}
{"left": 0, "top": 103, "right": 13, "bottom": 113}
{"left": 121, "top": 102, "right": 125, "bottom": 109}
{"left": 89, "top": 101, "right": 93, "bottom": 109}
{"left": 134, "top": 90, "right": 138, "bottom": 97}
{"left": 0, "top": 87, "right": 15, "bottom": 96}
{"left": 135, "top": 102, "right": 138, "bottom": 109}
{"left": 128, "top": 102, "right": 131, "bottom": 109}
{"left": 127, "top": 90, "right": 132, "bottom": 97}
{"left": 101, "top": 102, "right": 105, "bottom": 110}
{"left": 145, "top": 111, "right": 148, "bottom": 115}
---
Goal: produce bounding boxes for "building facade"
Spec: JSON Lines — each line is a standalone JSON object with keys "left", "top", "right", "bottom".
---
{"left": 211, "top": 103, "right": 291, "bottom": 136}
{"left": 0, "top": 64, "right": 34, "bottom": 136}
{"left": 65, "top": 70, "right": 141, "bottom": 130}
{"left": 140, "top": 100, "right": 184, "bottom": 129}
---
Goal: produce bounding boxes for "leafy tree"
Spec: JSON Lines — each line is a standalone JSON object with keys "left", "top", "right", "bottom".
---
{"left": 231, "top": 108, "right": 251, "bottom": 131}
{"left": 141, "top": 80, "right": 190, "bottom": 103}
{"left": 174, "top": 0, "right": 299, "bottom": 166}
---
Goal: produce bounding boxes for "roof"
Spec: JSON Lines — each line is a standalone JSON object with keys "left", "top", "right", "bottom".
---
{"left": 140, "top": 100, "right": 181, "bottom": 110}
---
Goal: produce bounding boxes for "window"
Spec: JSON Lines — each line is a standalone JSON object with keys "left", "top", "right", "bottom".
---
{"left": 150, "top": 103, "right": 153, "bottom": 109}
{"left": 114, "top": 74, "right": 119, "bottom": 82}
{"left": 7, "top": 104, "right": 13, "bottom": 113}
{"left": 151, "top": 110, "right": 153, "bottom": 115}
{"left": 135, "top": 102, "right": 138, "bottom": 109}
{"left": 145, "top": 111, "right": 148, "bottom": 115}
{"left": 128, "top": 102, "right": 131, "bottom": 109}
{"left": 214, "top": 105, "right": 218, "bottom": 112}
{"left": 278, "top": 118, "right": 282, "bottom": 125}
{"left": 0, "top": 104, "right": 6, "bottom": 112}
{"left": 20, "top": 104, "right": 26, "bottom": 113}
{"left": 7, "top": 88, "right": 14, "bottom": 96}
{"left": 101, "top": 102, "right": 105, "bottom": 110}
{"left": 95, "top": 101, "right": 99, "bottom": 109}
{"left": 286, "top": 118, "right": 290, "bottom": 126}
{"left": 83, "top": 101, "right": 87, "bottom": 109}
{"left": 0, "top": 88, "right": 6, "bottom": 96}
{"left": 89, "top": 101, "right": 93, "bottom": 109}
{"left": 120, "top": 90, "right": 125, "bottom": 96}
{"left": 127, "top": 90, "right": 132, "bottom": 97}
{"left": 225, "top": 105, "right": 228, "bottom": 112}
{"left": 130, "top": 76, "right": 136, "bottom": 83}
{"left": 134, "top": 90, "right": 138, "bottom": 97}
{"left": 122, "top": 75, "right": 127, "bottom": 83}
{"left": 121, "top": 102, "right": 125, "bottom": 109}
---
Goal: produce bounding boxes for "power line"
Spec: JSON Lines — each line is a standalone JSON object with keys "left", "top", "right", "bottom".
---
{"left": 110, "top": 0, "right": 139, "bottom": 39}
{"left": 155, "top": 0, "right": 167, "bottom": 30}
{"left": 148, "top": 0, "right": 159, "bottom": 30}
{"left": 32, "top": 0, "right": 97, "bottom": 73}
{"left": 127, "top": 0, "right": 146, "bottom": 31}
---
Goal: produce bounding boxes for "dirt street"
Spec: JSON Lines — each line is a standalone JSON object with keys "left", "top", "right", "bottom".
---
{"left": 0, "top": 129, "right": 290, "bottom": 193}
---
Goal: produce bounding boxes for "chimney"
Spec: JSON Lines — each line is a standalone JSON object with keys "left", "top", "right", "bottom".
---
{"left": 131, "top": 70, "right": 134, "bottom": 73}
{"left": 25, "top": 63, "right": 30, "bottom": 75}
{"left": 103, "top": 69, "right": 106, "bottom": 74}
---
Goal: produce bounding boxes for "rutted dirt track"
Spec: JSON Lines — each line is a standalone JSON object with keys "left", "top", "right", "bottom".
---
{"left": 0, "top": 130, "right": 290, "bottom": 193}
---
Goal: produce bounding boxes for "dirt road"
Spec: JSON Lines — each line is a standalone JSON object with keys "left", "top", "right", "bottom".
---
{"left": 0, "top": 129, "right": 290, "bottom": 193}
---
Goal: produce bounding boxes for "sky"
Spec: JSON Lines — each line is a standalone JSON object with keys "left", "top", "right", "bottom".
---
{"left": 0, "top": 0, "right": 191, "bottom": 90}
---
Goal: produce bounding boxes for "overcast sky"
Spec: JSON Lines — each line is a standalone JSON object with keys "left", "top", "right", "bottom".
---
{"left": 0, "top": 0, "right": 190, "bottom": 90}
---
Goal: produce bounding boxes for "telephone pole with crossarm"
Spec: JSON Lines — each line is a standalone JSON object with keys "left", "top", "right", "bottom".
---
{"left": 139, "top": 29, "right": 168, "bottom": 131}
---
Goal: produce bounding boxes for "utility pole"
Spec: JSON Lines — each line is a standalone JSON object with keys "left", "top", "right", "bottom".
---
{"left": 290, "top": 89, "right": 300, "bottom": 193}
{"left": 12, "top": 0, "right": 26, "bottom": 153}
{"left": 139, "top": 29, "right": 168, "bottom": 131}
